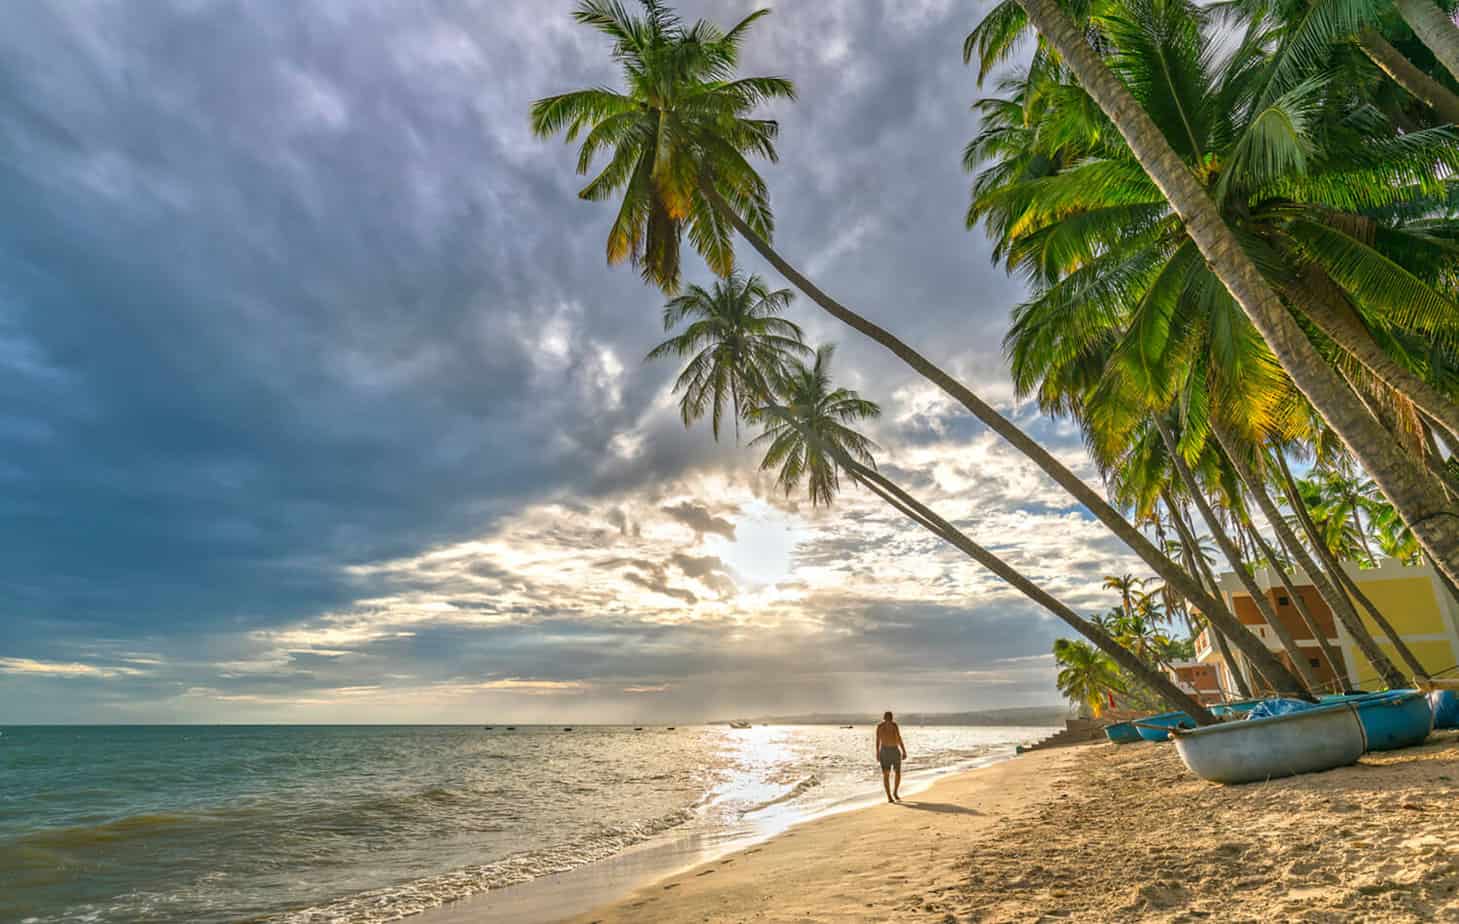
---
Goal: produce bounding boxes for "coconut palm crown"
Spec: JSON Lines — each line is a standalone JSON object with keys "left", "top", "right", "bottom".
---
{"left": 646, "top": 272, "right": 810, "bottom": 439}
{"left": 529, "top": 0, "right": 794, "bottom": 292}
{"left": 749, "top": 345, "right": 881, "bottom": 508}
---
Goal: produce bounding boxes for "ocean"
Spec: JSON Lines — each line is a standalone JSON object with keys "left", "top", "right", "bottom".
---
{"left": 0, "top": 723, "right": 1053, "bottom": 923}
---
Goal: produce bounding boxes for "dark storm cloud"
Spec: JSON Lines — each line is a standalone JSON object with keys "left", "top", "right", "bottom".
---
{"left": 1, "top": 0, "right": 1099, "bottom": 720}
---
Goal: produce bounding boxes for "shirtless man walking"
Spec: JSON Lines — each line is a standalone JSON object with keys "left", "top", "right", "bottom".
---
{"left": 875, "top": 711, "right": 907, "bottom": 803}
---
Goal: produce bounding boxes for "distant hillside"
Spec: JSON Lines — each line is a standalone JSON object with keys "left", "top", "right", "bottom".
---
{"left": 733, "top": 705, "right": 1071, "bottom": 727}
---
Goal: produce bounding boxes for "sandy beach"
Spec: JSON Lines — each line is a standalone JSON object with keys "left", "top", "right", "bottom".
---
{"left": 535, "top": 730, "right": 1459, "bottom": 923}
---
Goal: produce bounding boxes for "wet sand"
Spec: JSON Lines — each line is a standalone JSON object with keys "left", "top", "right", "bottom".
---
{"left": 566, "top": 731, "right": 1459, "bottom": 923}
{"left": 427, "top": 730, "right": 1459, "bottom": 923}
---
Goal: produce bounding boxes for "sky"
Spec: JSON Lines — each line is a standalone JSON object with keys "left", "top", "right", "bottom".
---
{"left": 0, "top": 0, "right": 1154, "bottom": 723}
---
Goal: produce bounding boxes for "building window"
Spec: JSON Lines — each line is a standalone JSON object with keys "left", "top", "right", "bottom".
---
{"left": 1278, "top": 595, "right": 1290, "bottom": 605}
{"left": 1309, "top": 658, "right": 1320, "bottom": 669}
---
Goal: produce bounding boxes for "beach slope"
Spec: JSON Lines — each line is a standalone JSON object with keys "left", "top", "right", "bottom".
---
{"left": 570, "top": 731, "right": 1459, "bottom": 923}
{"left": 565, "top": 747, "right": 1078, "bottom": 923}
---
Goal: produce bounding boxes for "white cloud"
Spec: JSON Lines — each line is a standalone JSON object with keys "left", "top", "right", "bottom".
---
{"left": 0, "top": 657, "right": 145, "bottom": 678}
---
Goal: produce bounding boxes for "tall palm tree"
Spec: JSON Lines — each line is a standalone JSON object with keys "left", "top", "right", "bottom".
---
{"left": 979, "top": 0, "right": 1447, "bottom": 685}
{"left": 1054, "top": 638, "right": 1126, "bottom": 716}
{"left": 1102, "top": 573, "right": 1145, "bottom": 620}
{"left": 965, "top": 0, "right": 1459, "bottom": 118}
{"left": 747, "top": 345, "right": 881, "bottom": 507}
{"left": 528, "top": 1, "right": 791, "bottom": 293}
{"left": 645, "top": 272, "right": 809, "bottom": 439}
{"left": 740, "top": 347, "right": 1217, "bottom": 722}
{"left": 1002, "top": 0, "right": 1459, "bottom": 587}
{"left": 533, "top": 0, "right": 1309, "bottom": 698}
{"left": 1390, "top": 0, "right": 1459, "bottom": 83}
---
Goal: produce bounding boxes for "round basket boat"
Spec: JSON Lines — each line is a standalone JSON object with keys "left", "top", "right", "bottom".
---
{"left": 1104, "top": 721, "right": 1142, "bottom": 744}
{"left": 1342, "top": 690, "right": 1433, "bottom": 751}
{"left": 1171, "top": 701, "right": 1365, "bottom": 785}
{"left": 1133, "top": 711, "right": 1196, "bottom": 742}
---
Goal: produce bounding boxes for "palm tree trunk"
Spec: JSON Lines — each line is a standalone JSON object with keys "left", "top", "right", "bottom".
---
{"left": 1435, "top": 557, "right": 1459, "bottom": 610}
{"left": 1393, "top": 0, "right": 1459, "bottom": 84}
{"left": 701, "top": 180, "right": 1311, "bottom": 698}
{"left": 844, "top": 459, "right": 1217, "bottom": 724}
{"left": 1273, "top": 451, "right": 1424, "bottom": 684}
{"left": 1154, "top": 418, "right": 1319, "bottom": 692}
{"left": 1293, "top": 291, "right": 1459, "bottom": 447}
{"left": 1209, "top": 422, "right": 1366, "bottom": 686}
{"left": 1244, "top": 521, "right": 1346, "bottom": 691}
{"left": 1335, "top": 563, "right": 1430, "bottom": 681}
{"left": 1348, "top": 486, "right": 1381, "bottom": 568}
{"left": 1419, "top": 418, "right": 1459, "bottom": 497}
{"left": 1012, "top": 0, "right": 1459, "bottom": 591}
{"left": 1165, "top": 490, "right": 1255, "bottom": 699}
{"left": 1357, "top": 27, "right": 1459, "bottom": 124}
{"left": 753, "top": 404, "right": 1217, "bottom": 721}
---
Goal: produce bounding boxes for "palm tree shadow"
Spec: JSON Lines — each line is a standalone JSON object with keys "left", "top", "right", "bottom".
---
{"left": 894, "top": 800, "right": 983, "bottom": 815}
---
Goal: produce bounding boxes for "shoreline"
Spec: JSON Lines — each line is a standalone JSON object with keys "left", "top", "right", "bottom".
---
{"left": 419, "top": 730, "right": 1459, "bottom": 923}
{"left": 414, "top": 745, "right": 1074, "bottom": 924}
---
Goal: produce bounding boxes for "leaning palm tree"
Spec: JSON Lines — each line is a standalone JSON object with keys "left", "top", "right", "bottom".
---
{"left": 645, "top": 272, "right": 809, "bottom": 439}
{"left": 740, "top": 346, "right": 1216, "bottom": 722}
{"left": 533, "top": 0, "right": 1309, "bottom": 698}
{"left": 528, "top": 1, "right": 790, "bottom": 293}
{"left": 999, "top": 0, "right": 1459, "bottom": 586}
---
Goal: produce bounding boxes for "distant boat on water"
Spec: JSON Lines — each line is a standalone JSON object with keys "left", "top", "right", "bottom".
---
{"left": 505, "top": 727, "right": 516, "bottom": 731}
{"left": 666, "top": 726, "right": 676, "bottom": 730}
{"left": 841, "top": 725, "right": 854, "bottom": 729}
{"left": 563, "top": 727, "right": 573, "bottom": 731}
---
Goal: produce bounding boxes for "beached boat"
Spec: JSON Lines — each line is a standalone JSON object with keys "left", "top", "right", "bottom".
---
{"left": 1172, "top": 701, "right": 1365, "bottom": 784}
{"left": 1430, "top": 690, "right": 1459, "bottom": 729}
{"left": 1133, "top": 711, "right": 1196, "bottom": 742}
{"left": 1104, "top": 721, "right": 1141, "bottom": 744}
{"left": 1209, "top": 699, "right": 1261, "bottom": 719}
{"left": 729, "top": 721, "right": 751, "bottom": 729}
{"left": 1347, "top": 690, "right": 1433, "bottom": 751}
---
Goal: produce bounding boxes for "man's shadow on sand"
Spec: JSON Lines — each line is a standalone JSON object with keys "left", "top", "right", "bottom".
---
{"left": 892, "top": 800, "right": 982, "bottom": 815}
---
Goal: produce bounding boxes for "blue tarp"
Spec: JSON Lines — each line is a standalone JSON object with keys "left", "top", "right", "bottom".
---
{"left": 1246, "top": 698, "right": 1319, "bottom": 721}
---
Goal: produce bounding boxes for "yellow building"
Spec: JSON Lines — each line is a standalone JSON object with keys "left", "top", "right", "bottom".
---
{"left": 1192, "top": 557, "right": 1459, "bottom": 695}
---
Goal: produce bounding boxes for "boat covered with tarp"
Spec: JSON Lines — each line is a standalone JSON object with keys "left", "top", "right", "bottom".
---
{"left": 1172, "top": 700, "right": 1366, "bottom": 784}
{"left": 1209, "top": 699, "right": 1262, "bottom": 719}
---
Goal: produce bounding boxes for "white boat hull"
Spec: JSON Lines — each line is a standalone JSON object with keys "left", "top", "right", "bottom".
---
{"left": 1172, "top": 702, "right": 1366, "bottom": 785}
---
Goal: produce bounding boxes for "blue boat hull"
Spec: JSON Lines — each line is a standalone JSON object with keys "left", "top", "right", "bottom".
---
{"left": 1134, "top": 711, "right": 1195, "bottom": 742}
{"left": 1173, "top": 702, "right": 1365, "bottom": 784}
{"left": 1430, "top": 690, "right": 1459, "bottom": 730}
{"left": 1104, "top": 721, "right": 1141, "bottom": 744}
{"left": 1350, "top": 690, "right": 1433, "bottom": 751}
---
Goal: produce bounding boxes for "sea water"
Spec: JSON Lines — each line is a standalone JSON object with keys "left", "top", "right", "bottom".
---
{"left": 0, "top": 724, "right": 1052, "bottom": 923}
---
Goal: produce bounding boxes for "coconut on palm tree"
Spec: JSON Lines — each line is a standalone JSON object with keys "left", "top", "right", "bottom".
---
{"left": 533, "top": 0, "right": 1310, "bottom": 698}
